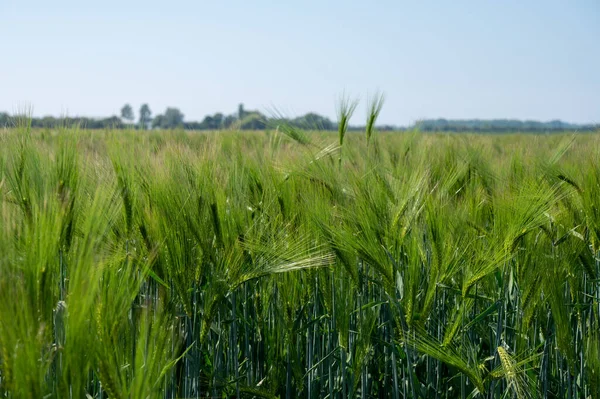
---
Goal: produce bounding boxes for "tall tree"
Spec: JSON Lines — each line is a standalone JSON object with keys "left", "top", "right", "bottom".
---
{"left": 139, "top": 104, "right": 152, "bottom": 130}
{"left": 163, "top": 107, "right": 184, "bottom": 128}
{"left": 120, "top": 104, "right": 134, "bottom": 124}
{"left": 238, "top": 103, "right": 245, "bottom": 120}
{"left": 152, "top": 108, "right": 184, "bottom": 129}
{"left": 151, "top": 114, "right": 164, "bottom": 129}
{"left": 0, "top": 112, "right": 9, "bottom": 127}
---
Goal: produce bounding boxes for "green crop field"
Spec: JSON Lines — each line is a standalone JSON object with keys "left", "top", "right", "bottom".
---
{"left": 0, "top": 119, "right": 599, "bottom": 398}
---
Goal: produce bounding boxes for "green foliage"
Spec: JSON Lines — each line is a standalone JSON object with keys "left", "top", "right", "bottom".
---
{"left": 0, "top": 125, "right": 599, "bottom": 398}
{"left": 139, "top": 103, "right": 152, "bottom": 130}
{"left": 415, "top": 118, "right": 599, "bottom": 132}
{"left": 239, "top": 112, "right": 267, "bottom": 130}
{"left": 2, "top": 107, "right": 599, "bottom": 132}
{"left": 153, "top": 107, "right": 185, "bottom": 129}
{"left": 120, "top": 103, "right": 135, "bottom": 123}
{"left": 336, "top": 94, "right": 359, "bottom": 147}
{"left": 365, "top": 92, "right": 385, "bottom": 145}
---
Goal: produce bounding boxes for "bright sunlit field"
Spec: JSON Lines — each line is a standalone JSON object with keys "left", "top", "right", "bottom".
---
{"left": 0, "top": 122, "right": 599, "bottom": 398}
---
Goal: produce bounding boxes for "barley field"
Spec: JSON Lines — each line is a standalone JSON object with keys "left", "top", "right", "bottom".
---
{"left": 0, "top": 120, "right": 599, "bottom": 398}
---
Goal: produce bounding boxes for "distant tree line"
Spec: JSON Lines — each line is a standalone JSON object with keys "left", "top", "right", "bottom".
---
{"left": 414, "top": 118, "right": 599, "bottom": 132}
{"left": 0, "top": 105, "right": 597, "bottom": 132}
{"left": 0, "top": 104, "right": 344, "bottom": 131}
{"left": 0, "top": 113, "right": 126, "bottom": 130}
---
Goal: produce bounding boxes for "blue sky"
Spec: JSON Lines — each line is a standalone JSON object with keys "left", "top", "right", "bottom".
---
{"left": 1, "top": 0, "right": 598, "bottom": 125}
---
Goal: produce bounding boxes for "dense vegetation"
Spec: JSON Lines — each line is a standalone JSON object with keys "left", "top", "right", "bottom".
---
{"left": 0, "top": 119, "right": 599, "bottom": 398}
{"left": 2, "top": 107, "right": 596, "bottom": 132}
{"left": 0, "top": 105, "right": 341, "bottom": 132}
{"left": 413, "top": 119, "right": 599, "bottom": 133}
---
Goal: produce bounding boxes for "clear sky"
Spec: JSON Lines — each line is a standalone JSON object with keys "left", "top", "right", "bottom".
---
{"left": 1, "top": 0, "right": 598, "bottom": 126}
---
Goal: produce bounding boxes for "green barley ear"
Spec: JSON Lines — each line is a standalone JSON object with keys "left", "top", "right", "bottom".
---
{"left": 266, "top": 107, "right": 313, "bottom": 146}
{"left": 276, "top": 124, "right": 312, "bottom": 146}
{"left": 365, "top": 92, "right": 385, "bottom": 146}
{"left": 336, "top": 93, "right": 358, "bottom": 169}
{"left": 337, "top": 93, "right": 359, "bottom": 147}
{"left": 496, "top": 346, "right": 535, "bottom": 399}
{"left": 14, "top": 105, "right": 34, "bottom": 138}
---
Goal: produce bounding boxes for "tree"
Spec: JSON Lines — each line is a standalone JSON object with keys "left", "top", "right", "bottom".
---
{"left": 101, "top": 116, "right": 124, "bottom": 129}
{"left": 152, "top": 108, "right": 185, "bottom": 129}
{"left": 152, "top": 114, "right": 164, "bottom": 129}
{"left": 0, "top": 112, "right": 10, "bottom": 127}
{"left": 139, "top": 104, "right": 152, "bottom": 130}
{"left": 239, "top": 112, "right": 266, "bottom": 130}
{"left": 213, "top": 113, "right": 224, "bottom": 129}
{"left": 120, "top": 104, "right": 134, "bottom": 124}
{"left": 163, "top": 107, "right": 184, "bottom": 128}
{"left": 223, "top": 115, "right": 237, "bottom": 128}
{"left": 238, "top": 103, "right": 245, "bottom": 120}
{"left": 292, "top": 113, "right": 334, "bottom": 130}
{"left": 199, "top": 113, "right": 225, "bottom": 130}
